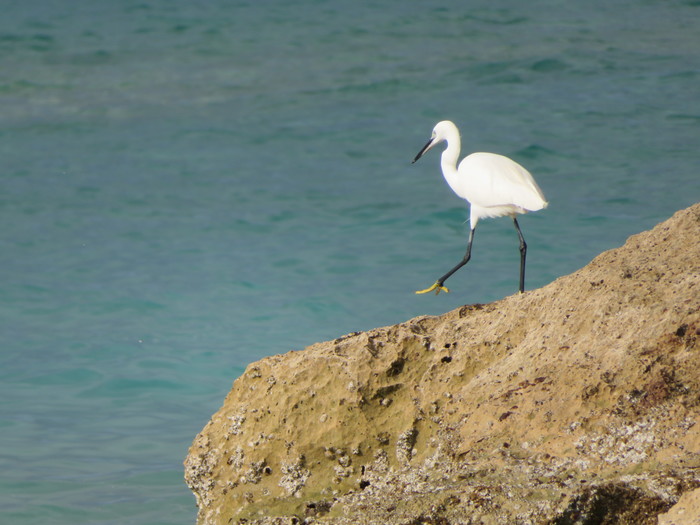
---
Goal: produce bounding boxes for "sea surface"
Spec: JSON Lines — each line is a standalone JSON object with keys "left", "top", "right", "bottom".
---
{"left": 1, "top": 1, "right": 699, "bottom": 523}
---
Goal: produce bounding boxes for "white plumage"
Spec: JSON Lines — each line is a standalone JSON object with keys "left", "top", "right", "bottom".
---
{"left": 412, "top": 120, "right": 548, "bottom": 295}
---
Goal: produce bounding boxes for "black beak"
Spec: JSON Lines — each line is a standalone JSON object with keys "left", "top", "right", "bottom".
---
{"left": 412, "top": 138, "right": 434, "bottom": 163}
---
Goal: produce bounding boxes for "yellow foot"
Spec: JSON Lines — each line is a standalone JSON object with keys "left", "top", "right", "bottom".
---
{"left": 415, "top": 281, "right": 450, "bottom": 295}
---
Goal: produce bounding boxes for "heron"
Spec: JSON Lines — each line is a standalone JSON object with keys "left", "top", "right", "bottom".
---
{"left": 412, "top": 120, "right": 548, "bottom": 295}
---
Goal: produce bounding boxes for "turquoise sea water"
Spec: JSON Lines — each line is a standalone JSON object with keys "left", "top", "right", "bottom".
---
{"left": 1, "top": 1, "right": 699, "bottom": 523}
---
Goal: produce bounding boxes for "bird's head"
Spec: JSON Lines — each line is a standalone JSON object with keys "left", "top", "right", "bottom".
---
{"left": 412, "top": 120, "right": 458, "bottom": 163}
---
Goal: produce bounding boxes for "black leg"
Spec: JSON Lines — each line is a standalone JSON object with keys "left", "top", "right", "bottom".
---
{"left": 513, "top": 217, "right": 527, "bottom": 293}
{"left": 437, "top": 227, "right": 476, "bottom": 288}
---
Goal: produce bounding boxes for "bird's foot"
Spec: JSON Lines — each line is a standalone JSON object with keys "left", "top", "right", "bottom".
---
{"left": 415, "top": 281, "right": 449, "bottom": 295}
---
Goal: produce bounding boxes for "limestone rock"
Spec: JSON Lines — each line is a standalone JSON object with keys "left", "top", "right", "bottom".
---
{"left": 185, "top": 204, "right": 700, "bottom": 524}
{"left": 658, "top": 488, "right": 700, "bottom": 525}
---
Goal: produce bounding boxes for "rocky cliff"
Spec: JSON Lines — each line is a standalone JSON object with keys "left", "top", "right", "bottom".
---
{"left": 185, "top": 203, "right": 700, "bottom": 525}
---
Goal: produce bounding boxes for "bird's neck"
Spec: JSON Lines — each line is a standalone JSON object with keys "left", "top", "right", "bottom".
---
{"left": 440, "top": 136, "right": 461, "bottom": 189}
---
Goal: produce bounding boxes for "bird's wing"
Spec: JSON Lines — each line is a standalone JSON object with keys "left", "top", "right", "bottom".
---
{"left": 459, "top": 152, "right": 547, "bottom": 211}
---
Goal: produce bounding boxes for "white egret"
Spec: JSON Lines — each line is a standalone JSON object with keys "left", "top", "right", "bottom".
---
{"left": 412, "top": 120, "right": 548, "bottom": 295}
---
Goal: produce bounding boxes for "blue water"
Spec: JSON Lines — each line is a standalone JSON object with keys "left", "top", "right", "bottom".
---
{"left": 1, "top": 1, "right": 699, "bottom": 523}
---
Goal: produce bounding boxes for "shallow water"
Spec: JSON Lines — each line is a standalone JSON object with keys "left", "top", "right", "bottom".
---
{"left": 1, "top": 1, "right": 699, "bottom": 523}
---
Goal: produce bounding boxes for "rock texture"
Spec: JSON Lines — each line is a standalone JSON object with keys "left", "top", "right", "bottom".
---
{"left": 185, "top": 204, "right": 700, "bottom": 525}
{"left": 657, "top": 488, "right": 700, "bottom": 525}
